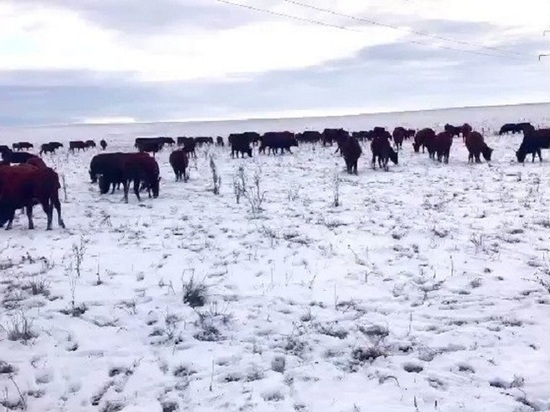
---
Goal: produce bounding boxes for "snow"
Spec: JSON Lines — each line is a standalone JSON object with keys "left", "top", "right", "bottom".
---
{"left": 1, "top": 103, "right": 550, "bottom": 412}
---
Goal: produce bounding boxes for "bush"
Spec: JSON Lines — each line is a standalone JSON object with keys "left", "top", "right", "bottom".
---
{"left": 182, "top": 278, "right": 208, "bottom": 308}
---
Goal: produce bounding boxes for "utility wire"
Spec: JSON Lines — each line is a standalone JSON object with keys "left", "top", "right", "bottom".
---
{"left": 282, "top": 0, "right": 527, "bottom": 58}
{"left": 214, "top": 0, "right": 526, "bottom": 61}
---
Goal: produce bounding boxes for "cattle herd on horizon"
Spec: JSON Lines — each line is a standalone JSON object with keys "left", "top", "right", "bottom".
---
{"left": 0, "top": 120, "right": 549, "bottom": 231}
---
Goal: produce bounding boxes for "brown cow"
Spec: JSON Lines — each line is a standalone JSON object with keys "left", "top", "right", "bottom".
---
{"left": 26, "top": 157, "right": 48, "bottom": 168}
{"left": 465, "top": 131, "right": 493, "bottom": 163}
{"left": 0, "top": 164, "right": 65, "bottom": 230}
{"left": 169, "top": 150, "right": 189, "bottom": 182}
{"left": 461, "top": 123, "right": 473, "bottom": 142}
{"left": 392, "top": 127, "right": 406, "bottom": 150}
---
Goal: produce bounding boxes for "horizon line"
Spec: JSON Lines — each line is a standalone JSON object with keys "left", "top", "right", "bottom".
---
{"left": 3, "top": 100, "right": 550, "bottom": 130}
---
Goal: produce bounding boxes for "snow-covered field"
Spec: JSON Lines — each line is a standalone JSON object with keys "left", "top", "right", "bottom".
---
{"left": 2, "top": 104, "right": 550, "bottom": 412}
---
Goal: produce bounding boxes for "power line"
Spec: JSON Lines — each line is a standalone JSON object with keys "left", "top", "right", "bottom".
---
{"left": 281, "top": 0, "right": 527, "bottom": 58}
{"left": 214, "top": 0, "right": 526, "bottom": 61}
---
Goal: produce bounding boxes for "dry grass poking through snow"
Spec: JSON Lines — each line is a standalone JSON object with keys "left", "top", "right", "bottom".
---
{"left": 1, "top": 128, "right": 550, "bottom": 411}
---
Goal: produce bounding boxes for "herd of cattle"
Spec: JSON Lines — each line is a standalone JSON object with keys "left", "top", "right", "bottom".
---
{"left": 0, "top": 120, "right": 548, "bottom": 231}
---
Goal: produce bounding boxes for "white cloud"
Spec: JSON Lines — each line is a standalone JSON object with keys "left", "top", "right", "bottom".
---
{"left": 0, "top": 2, "right": 405, "bottom": 82}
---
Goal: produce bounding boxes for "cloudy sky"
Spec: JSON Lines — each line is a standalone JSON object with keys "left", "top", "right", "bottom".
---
{"left": 0, "top": 0, "right": 549, "bottom": 126}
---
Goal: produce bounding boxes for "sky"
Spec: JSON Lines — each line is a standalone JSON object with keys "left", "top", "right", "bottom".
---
{"left": 0, "top": 0, "right": 549, "bottom": 126}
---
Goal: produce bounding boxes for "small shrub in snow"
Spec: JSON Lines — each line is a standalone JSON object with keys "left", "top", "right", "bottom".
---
{"left": 209, "top": 155, "right": 221, "bottom": 195}
{"left": 245, "top": 166, "right": 266, "bottom": 217}
{"left": 271, "top": 356, "right": 286, "bottom": 373}
{"left": 0, "top": 360, "right": 15, "bottom": 374}
{"left": 161, "top": 401, "right": 179, "bottom": 412}
{"left": 351, "top": 345, "right": 387, "bottom": 363}
{"left": 182, "top": 277, "right": 208, "bottom": 308}
{"left": 332, "top": 170, "right": 341, "bottom": 207}
{"left": 24, "top": 276, "right": 50, "bottom": 297}
{"left": 2, "top": 311, "right": 37, "bottom": 343}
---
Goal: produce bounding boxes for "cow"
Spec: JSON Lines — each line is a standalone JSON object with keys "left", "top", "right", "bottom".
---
{"left": 169, "top": 150, "right": 189, "bottom": 182}
{"left": 371, "top": 134, "right": 398, "bottom": 171}
{"left": 160, "top": 137, "right": 175, "bottom": 146}
{"left": 341, "top": 135, "right": 362, "bottom": 175}
{"left": 216, "top": 136, "right": 224, "bottom": 147}
{"left": 444, "top": 124, "right": 462, "bottom": 138}
{"left": 0, "top": 146, "right": 10, "bottom": 157}
{"left": 194, "top": 137, "right": 214, "bottom": 146}
{"left": 0, "top": 164, "right": 65, "bottom": 230}
{"left": 12, "top": 142, "right": 33, "bottom": 151}
{"left": 177, "top": 137, "right": 196, "bottom": 158}
{"left": 465, "top": 131, "right": 493, "bottom": 163}
{"left": 26, "top": 157, "right": 48, "bottom": 168}
{"left": 89, "top": 152, "right": 124, "bottom": 184}
{"left": 515, "top": 125, "right": 550, "bottom": 163}
{"left": 413, "top": 128, "right": 436, "bottom": 153}
{"left": 98, "top": 153, "right": 160, "bottom": 202}
{"left": 69, "top": 141, "right": 87, "bottom": 152}
{"left": 136, "top": 140, "right": 163, "bottom": 157}
{"left": 229, "top": 133, "right": 253, "bottom": 158}
{"left": 435, "top": 131, "right": 453, "bottom": 163}
{"left": 259, "top": 132, "right": 298, "bottom": 155}
{"left": 2, "top": 151, "right": 38, "bottom": 165}
{"left": 499, "top": 122, "right": 532, "bottom": 135}
{"left": 392, "top": 127, "right": 407, "bottom": 150}
{"left": 404, "top": 129, "right": 416, "bottom": 140}
{"left": 85, "top": 140, "right": 96, "bottom": 148}
{"left": 296, "top": 131, "right": 322, "bottom": 144}
{"left": 242, "top": 132, "right": 261, "bottom": 146}
{"left": 40, "top": 142, "right": 63, "bottom": 155}
{"left": 461, "top": 123, "right": 473, "bottom": 142}
{"left": 322, "top": 128, "right": 349, "bottom": 147}
{"left": 100, "top": 140, "right": 107, "bottom": 150}
{"left": 351, "top": 131, "right": 373, "bottom": 142}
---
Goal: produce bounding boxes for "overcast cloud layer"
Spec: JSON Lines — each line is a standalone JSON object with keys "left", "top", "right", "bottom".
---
{"left": 0, "top": 0, "right": 549, "bottom": 126}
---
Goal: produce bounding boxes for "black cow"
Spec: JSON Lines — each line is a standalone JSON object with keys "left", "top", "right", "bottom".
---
{"left": 371, "top": 135, "right": 398, "bottom": 171}
{"left": 169, "top": 150, "right": 189, "bottom": 182}
{"left": 100, "top": 139, "right": 107, "bottom": 150}
{"left": 351, "top": 131, "right": 373, "bottom": 142}
{"left": 69, "top": 141, "right": 87, "bottom": 152}
{"left": 40, "top": 142, "right": 63, "bottom": 155}
{"left": 1, "top": 150, "right": 38, "bottom": 165}
{"left": 435, "top": 131, "right": 453, "bottom": 164}
{"left": 216, "top": 136, "right": 224, "bottom": 147}
{"left": 177, "top": 137, "right": 197, "bottom": 158}
{"left": 259, "top": 132, "right": 298, "bottom": 155}
{"left": 500, "top": 122, "right": 532, "bottom": 135}
{"left": 85, "top": 140, "right": 96, "bottom": 148}
{"left": 341, "top": 135, "right": 362, "bottom": 175}
{"left": 413, "top": 128, "right": 436, "bottom": 153}
{"left": 89, "top": 152, "right": 124, "bottom": 184}
{"left": 322, "top": 128, "right": 349, "bottom": 147}
{"left": 444, "top": 124, "right": 462, "bottom": 138}
{"left": 516, "top": 125, "right": 550, "bottom": 163}
{"left": 229, "top": 133, "right": 253, "bottom": 158}
{"left": 137, "top": 140, "right": 163, "bottom": 156}
{"left": 12, "top": 142, "right": 34, "bottom": 151}
{"left": 194, "top": 137, "right": 214, "bottom": 146}
{"left": 296, "top": 131, "right": 322, "bottom": 144}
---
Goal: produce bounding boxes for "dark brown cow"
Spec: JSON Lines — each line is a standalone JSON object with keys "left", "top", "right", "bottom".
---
{"left": 341, "top": 135, "right": 362, "bottom": 174}
{"left": 100, "top": 140, "right": 107, "bottom": 150}
{"left": 466, "top": 131, "right": 493, "bottom": 163}
{"left": 169, "top": 150, "right": 189, "bottom": 182}
{"left": 444, "top": 124, "right": 462, "bottom": 138}
{"left": 2, "top": 151, "right": 37, "bottom": 165}
{"left": 177, "top": 137, "right": 197, "bottom": 158}
{"left": 40, "top": 142, "right": 63, "bottom": 155}
{"left": 260, "top": 132, "right": 298, "bottom": 155}
{"left": 12, "top": 142, "right": 34, "bottom": 151}
{"left": 322, "top": 128, "right": 348, "bottom": 147}
{"left": 0, "top": 164, "right": 65, "bottom": 230}
{"left": 98, "top": 153, "right": 160, "bottom": 202}
{"left": 26, "top": 157, "right": 48, "bottom": 168}
{"left": 89, "top": 152, "right": 124, "bottom": 184}
{"left": 229, "top": 133, "right": 253, "bottom": 158}
{"left": 435, "top": 131, "right": 453, "bottom": 163}
{"left": 69, "top": 141, "right": 87, "bottom": 152}
{"left": 371, "top": 135, "right": 398, "bottom": 171}
{"left": 461, "top": 123, "right": 473, "bottom": 142}
{"left": 85, "top": 140, "right": 96, "bottom": 148}
{"left": 392, "top": 127, "right": 406, "bottom": 150}
{"left": 413, "top": 128, "right": 436, "bottom": 154}
{"left": 136, "top": 140, "right": 163, "bottom": 157}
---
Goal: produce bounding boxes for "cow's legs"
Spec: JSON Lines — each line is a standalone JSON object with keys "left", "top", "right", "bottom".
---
{"left": 26, "top": 205, "right": 35, "bottom": 230}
